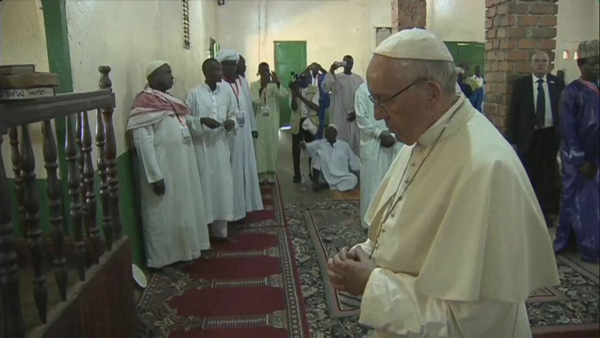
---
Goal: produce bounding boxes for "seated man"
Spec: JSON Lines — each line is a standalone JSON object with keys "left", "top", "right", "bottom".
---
{"left": 301, "top": 125, "right": 360, "bottom": 192}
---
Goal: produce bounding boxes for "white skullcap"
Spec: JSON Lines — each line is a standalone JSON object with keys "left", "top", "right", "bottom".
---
{"left": 374, "top": 28, "right": 453, "bottom": 62}
{"left": 145, "top": 60, "right": 167, "bottom": 79}
{"left": 327, "top": 124, "right": 337, "bottom": 130}
{"left": 216, "top": 49, "right": 240, "bottom": 63}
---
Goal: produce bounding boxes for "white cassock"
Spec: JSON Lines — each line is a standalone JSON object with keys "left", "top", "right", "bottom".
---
{"left": 322, "top": 72, "right": 364, "bottom": 154}
{"left": 355, "top": 83, "right": 402, "bottom": 229}
{"left": 354, "top": 95, "right": 559, "bottom": 337}
{"left": 127, "top": 87, "right": 210, "bottom": 268}
{"left": 185, "top": 83, "right": 237, "bottom": 238}
{"left": 305, "top": 139, "right": 360, "bottom": 191}
{"left": 225, "top": 78, "right": 264, "bottom": 220}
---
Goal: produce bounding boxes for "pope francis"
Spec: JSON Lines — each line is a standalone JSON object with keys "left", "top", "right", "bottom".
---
{"left": 327, "top": 29, "right": 559, "bottom": 338}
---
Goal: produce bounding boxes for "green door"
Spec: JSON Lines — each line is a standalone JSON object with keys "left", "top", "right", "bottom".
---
{"left": 444, "top": 42, "right": 485, "bottom": 77}
{"left": 274, "top": 41, "right": 307, "bottom": 128}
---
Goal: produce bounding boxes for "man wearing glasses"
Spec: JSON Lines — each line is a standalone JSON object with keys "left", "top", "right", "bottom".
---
{"left": 327, "top": 29, "right": 559, "bottom": 337}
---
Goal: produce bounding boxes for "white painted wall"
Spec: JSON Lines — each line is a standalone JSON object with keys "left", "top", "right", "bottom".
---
{"left": 426, "top": 0, "right": 486, "bottom": 42}
{"left": 555, "top": 0, "right": 600, "bottom": 83}
{"left": 66, "top": 0, "right": 219, "bottom": 156}
{"left": 215, "top": 0, "right": 490, "bottom": 86}
{"left": 216, "top": 0, "right": 377, "bottom": 83}
{"left": 1, "top": 0, "right": 51, "bottom": 178}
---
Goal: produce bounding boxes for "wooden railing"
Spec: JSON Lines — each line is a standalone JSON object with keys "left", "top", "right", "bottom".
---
{"left": 0, "top": 67, "right": 133, "bottom": 338}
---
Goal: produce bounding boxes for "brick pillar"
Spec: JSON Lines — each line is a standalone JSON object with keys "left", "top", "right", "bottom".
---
{"left": 485, "top": 0, "right": 558, "bottom": 131}
{"left": 392, "top": 0, "right": 427, "bottom": 32}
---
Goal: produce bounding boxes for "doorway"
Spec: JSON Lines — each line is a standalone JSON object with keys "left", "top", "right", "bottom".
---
{"left": 444, "top": 41, "right": 485, "bottom": 77}
{"left": 274, "top": 41, "right": 307, "bottom": 128}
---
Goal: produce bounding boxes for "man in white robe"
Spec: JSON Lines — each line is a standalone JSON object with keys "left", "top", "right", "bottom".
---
{"left": 327, "top": 29, "right": 559, "bottom": 337}
{"left": 355, "top": 82, "right": 402, "bottom": 229}
{"left": 217, "top": 50, "right": 264, "bottom": 222}
{"left": 322, "top": 55, "right": 364, "bottom": 154}
{"left": 302, "top": 125, "right": 360, "bottom": 192}
{"left": 185, "top": 58, "right": 237, "bottom": 239}
{"left": 127, "top": 61, "right": 210, "bottom": 268}
{"left": 236, "top": 55, "right": 259, "bottom": 140}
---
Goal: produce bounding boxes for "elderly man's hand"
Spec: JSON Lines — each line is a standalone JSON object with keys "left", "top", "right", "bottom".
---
{"left": 327, "top": 247, "right": 356, "bottom": 292}
{"left": 328, "top": 247, "right": 375, "bottom": 296}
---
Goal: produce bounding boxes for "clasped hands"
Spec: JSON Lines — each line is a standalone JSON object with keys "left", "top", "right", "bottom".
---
{"left": 201, "top": 117, "right": 235, "bottom": 131}
{"left": 327, "top": 246, "right": 376, "bottom": 296}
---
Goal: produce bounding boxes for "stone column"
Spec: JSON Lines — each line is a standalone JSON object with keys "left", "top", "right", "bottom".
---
{"left": 484, "top": 0, "right": 558, "bottom": 131}
{"left": 392, "top": 0, "right": 427, "bottom": 32}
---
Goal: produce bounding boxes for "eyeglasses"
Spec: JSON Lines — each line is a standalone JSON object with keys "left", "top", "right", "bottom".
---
{"left": 369, "top": 78, "right": 424, "bottom": 108}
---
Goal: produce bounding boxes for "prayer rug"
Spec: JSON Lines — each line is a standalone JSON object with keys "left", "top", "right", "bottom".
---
{"left": 244, "top": 180, "right": 285, "bottom": 227}
{"left": 285, "top": 200, "right": 600, "bottom": 338}
{"left": 137, "top": 180, "right": 309, "bottom": 338}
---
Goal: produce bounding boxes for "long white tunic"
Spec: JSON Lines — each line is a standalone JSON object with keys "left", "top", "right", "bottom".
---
{"left": 355, "top": 83, "right": 402, "bottom": 229}
{"left": 306, "top": 139, "right": 360, "bottom": 191}
{"left": 354, "top": 96, "right": 559, "bottom": 337}
{"left": 132, "top": 116, "right": 210, "bottom": 268}
{"left": 225, "top": 79, "right": 264, "bottom": 220}
{"left": 250, "top": 81, "right": 289, "bottom": 173}
{"left": 322, "top": 72, "right": 364, "bottom": 154}
{"left": 185, "top": 83, "right": 236, "bottom": 223}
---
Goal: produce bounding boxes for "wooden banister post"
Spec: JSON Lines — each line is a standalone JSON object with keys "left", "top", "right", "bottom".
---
{"left": 99, "top": 66, "right": 122, "bottom": 241}
{"left": 42, "top": 120, "right": 68, "bottom": 301}
{"left": 21, "top": 124, "right": 49, "bottom": 323}
{"left": 0, "top": 134, "right": 25, "bottom": 338}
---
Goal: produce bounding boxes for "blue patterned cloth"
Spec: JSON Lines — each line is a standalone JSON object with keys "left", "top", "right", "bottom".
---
{"left": 554, "top": 80, "right": 599, "bottom": 263}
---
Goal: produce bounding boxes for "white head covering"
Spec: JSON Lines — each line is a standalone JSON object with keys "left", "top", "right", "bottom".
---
{"left": 327, "top": 124, "right": 337, "bottom": 130}
{"left": 216, "top": 49, "right": 240, "bottom": 64}
{"left": 374, "top": 28, "right": 453, "bottom": 62}
{"left": 145, "top": 60, "right": 168, "bottom": 79}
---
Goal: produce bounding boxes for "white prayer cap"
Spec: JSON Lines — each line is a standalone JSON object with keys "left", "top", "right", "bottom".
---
{"left": 145, "top": 60, "right": 168, "bottom": 79}
{"left": 327, "top": 124, "right": 337, "bottom": 130}
{"left": 374, "top": 28, "right": 453, "bottom": 62}
{"left": 216, "top": 49, "right": 240, "bottom": 63}
{"left": 577, "top": 39, "right": 599, "bottom": 59}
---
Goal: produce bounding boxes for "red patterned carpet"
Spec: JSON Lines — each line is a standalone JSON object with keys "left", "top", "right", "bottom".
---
{"left": 137, "top": 181, "right": 310, "bottom": 338}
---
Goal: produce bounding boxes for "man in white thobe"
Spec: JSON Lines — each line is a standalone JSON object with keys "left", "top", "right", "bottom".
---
{"left": 355, "top": 82, "right": 402, "bottom": 229}
{"left": 127, "top": 61, "right": 210, "bottom": 268}
{"left": 217, "top": 50, "right": 263, "bottom": 222}
{"left": 322, "top": 55, "right": 364, "bottom": 154}
{"left": 185, "top": 58, "right": 237, "bottom": 239}
{"left": 327, "top": 29, "right": 559, "bottom": 337}
{"left": 302, "top": 125, "right": 360, "bottom": 192}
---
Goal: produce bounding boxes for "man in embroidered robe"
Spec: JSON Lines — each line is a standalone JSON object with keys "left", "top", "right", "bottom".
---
{"left": 326, "top": 29, "right": 559, "bottom": 337}
{"left": 217, "top": 50, "right": 263, "bottom": 222}
{"left": 185, "top": 58, "right": 237, "bottom": 240}
{"left": 250, "top": 62, "right": 289, "bottom": 184}
{"left": 554, "top": 39, "right": 599, "bottom": 263}
{"left": 322, "top": 55, "right": 364, "bottom": 154}
{"left": 127, "top": 61, "right": 209, "bottom": 268}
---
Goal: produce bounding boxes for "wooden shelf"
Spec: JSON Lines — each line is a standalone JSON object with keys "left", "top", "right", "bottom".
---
{"left": 0, "top": 90, "right": 115, "bottom": 134}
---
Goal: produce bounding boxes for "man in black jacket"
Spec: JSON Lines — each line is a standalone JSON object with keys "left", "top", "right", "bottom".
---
{"left": 507, "top": 51, "right": 565, "bottom": 227}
